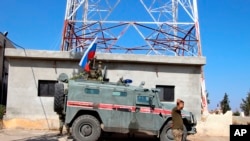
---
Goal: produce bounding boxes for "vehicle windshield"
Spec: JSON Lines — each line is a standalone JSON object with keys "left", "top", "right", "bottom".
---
{"left": 137, "top": 95, "right": 150, "bottom": 103}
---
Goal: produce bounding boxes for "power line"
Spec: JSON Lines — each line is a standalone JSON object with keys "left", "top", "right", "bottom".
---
{"left": 7, "top": 38, "right": 26, "bottom": 50}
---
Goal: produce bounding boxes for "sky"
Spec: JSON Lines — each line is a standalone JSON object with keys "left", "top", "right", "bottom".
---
{"left": 1, "top": 0, "right": 250, "bottom": 111}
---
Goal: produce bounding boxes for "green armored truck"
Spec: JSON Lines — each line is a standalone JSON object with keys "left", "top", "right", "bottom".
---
{"left": 53, "top": 62, "right": 197, "bottom": 141}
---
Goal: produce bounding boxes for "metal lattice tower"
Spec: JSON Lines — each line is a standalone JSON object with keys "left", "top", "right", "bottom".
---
{"left": 61, "top": 0, "right": 202, "bottom": 56}
{"left": 61, "top": 0, "right": 208, "bottom": 112}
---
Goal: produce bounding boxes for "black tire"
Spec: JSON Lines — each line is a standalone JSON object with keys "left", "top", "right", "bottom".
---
{"left": 53, "top": 83, "right": 65, "bottom": 115}
{"left": 72, "top": 115, "right": 101, "bottom": 141}
{"left": 160, "top": 121, "right": 187, "bottom": 141}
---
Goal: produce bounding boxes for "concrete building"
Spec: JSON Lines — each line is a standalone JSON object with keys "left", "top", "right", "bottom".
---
{"left": 0, "top": 33, "right": 15, "bottom": 106}
{"left": 3, "top": 48, "right": 205, "bottom": 129}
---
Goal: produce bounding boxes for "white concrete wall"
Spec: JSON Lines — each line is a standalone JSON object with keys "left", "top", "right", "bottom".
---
{"left": 197, "top": 111, "right": 232, "bottom": 136}
{"left": 233, "top": 116, "right": 250, "bottom": 125}
{"left": 105, "top": 62, "right": 202, "bottom": 118}
{"left": 6, "top": 59, "right": 80, "bottom": 120}
{"left": 4, "top": 49, "right": 205, "bottom": 129}
{"left": 6, "top": 59, "right": 201, "bottom": 119}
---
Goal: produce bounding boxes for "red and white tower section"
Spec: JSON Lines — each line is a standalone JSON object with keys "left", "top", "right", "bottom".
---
{"left": 60, "top": 0, "right": 207, "bottom": 112}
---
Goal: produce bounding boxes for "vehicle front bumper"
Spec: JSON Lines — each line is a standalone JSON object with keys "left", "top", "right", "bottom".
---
{"left": 187, "top": 112, "right": 197, "bottom": 134}
{"left": 187, "top": 127, "right": 197, "bottom": 134}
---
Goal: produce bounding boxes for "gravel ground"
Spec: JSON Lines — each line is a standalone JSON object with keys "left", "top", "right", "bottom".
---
{"left": 0, "top": 129, "right": 229, "bottom": 141}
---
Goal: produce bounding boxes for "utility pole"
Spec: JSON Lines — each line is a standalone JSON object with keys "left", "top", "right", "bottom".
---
{"left": 1, "top": 32, "right": 8, "bottom": 105}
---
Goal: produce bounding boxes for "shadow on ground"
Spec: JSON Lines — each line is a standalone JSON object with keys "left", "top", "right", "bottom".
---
{"left": 12, "top": 133, "right": 59, "bottom": 141}
{"left": 11, "top": 133, "right": 160, "bottom": 141}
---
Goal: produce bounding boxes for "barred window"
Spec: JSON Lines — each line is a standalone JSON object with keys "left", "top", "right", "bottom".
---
{"left": 38, "top": 80, "right": 58, "bottom": 97}
{"left": 156, "top": 85, "right": 175, "bottom": 102}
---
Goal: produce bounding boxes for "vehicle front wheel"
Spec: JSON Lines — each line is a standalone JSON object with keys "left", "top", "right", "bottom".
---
{"left": 72, "top": 115, "right": 101, "bottom": 141}
{"left": 160, "top": 121, "right": 187, "bottom": 141}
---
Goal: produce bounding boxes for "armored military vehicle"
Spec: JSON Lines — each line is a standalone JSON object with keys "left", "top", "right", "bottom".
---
{"left": 53, "top": 60, "right": 197, "bottom": 141}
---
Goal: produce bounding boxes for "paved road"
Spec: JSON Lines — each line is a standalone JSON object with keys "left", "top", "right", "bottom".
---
{"left": 0, "top": 129, "right": 229, "bottom": 141}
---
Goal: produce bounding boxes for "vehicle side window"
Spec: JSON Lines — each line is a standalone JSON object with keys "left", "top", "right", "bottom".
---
{"left": 112, "top": 91, "right": 127, "bottom": 97}
{"left": 136, "top": 95, "right": 150, "bottom": 105}
{"left": 85, "top": 88, "right": 100, "bottom": 95}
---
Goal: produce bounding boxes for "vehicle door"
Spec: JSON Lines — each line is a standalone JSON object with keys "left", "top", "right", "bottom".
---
{"left": 133, "top": 94, "right": 164, "bottom": 133}
{"left": 99, "top": 87, "right": 133, "bottom": 133}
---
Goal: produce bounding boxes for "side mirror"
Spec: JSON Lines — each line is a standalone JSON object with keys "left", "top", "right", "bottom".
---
{"left": 149, "top": 97, "right": 155, "bottom": 109}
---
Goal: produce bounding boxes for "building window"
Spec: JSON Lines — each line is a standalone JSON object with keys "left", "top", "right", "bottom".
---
{"left": 156, "top": 85, "right": 175, "bottom": 102}
{"left": 85, "top": 88, "right": 100, "bottom": 95}
{"left": 38, "top": 80, "right": 58, "bottom": 97}
{"left": 112, "top": 91, "right": 127, "bottom": 97}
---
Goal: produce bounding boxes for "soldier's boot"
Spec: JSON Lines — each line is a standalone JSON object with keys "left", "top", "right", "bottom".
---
{"left": 57, "top": 127, "right": 63, "bottom": 136}
{"left": 66, "top": 127, "right": 71, "bottom": 136}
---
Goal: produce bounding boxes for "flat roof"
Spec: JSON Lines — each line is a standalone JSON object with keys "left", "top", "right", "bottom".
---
{"left": 5, "top": 48, "right": 206, "bottom": 66}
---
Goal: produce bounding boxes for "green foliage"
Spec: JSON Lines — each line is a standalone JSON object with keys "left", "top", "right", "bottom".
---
{"left": 220, "top": 93, "right": 231, "bottom": 114}
{"left": 0, "top": 105, "right": 6, "bottom": 119}
{"left": 240, "top": 91, "right": 250, "bottom": 116}
{"left": 233, "top": 110, "right": 240, "bottom": 116}
{"left": 70, "top": 72, "right": 85, "bottom": 80}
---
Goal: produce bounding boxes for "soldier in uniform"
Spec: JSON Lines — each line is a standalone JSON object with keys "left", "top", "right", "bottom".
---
{"left": 171, "top": 99, "right": 185, "bottom": 141}
{"left": 86, "top": 59, "right": 103, "bottom": 81}
{"left": 58, "top": 89, "right": 70, "bottom": 136}
{"left": 87, "top": 57, "right": 97, "bottom": 80}
{"left": 58, "top": 114, "right": 70, "bottom": 136}
{"left": 96, "top": 61, "right": 103, "bottom": 81}
{"left": 89, "top": 69, "right": 97, "bottom": 80}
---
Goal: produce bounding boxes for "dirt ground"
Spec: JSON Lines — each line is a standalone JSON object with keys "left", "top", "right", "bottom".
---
{"left": 0, "top": 129, "right": 229, "bottom": 141}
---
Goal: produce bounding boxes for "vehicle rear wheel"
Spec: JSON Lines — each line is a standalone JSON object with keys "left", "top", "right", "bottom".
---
{"left": 160, "top": 121, "right": 187, "bottom": 141}
{"left": 72, "top": 115, "right": 101, "bottom": 141}
{"left": 54, "top": 83, "right": 65, "bottom": 115}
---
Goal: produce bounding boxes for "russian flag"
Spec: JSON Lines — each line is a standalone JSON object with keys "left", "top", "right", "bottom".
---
{"left": 79, "top": 37, "right": 98, "bottom": 72}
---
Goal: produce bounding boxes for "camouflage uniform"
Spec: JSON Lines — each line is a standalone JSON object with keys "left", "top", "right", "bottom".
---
{"left": 96, "top": 61, "right": 103, "bottom": 81}
{"left": 86, "top": 61, "right": 103, "bottom": 81}
{"left": 58, "top": 114, "right": 70, "bottom": 136}
{"left": 172, "top": 129, "right": 183, "bottom": 141}
{"left": 89, "top": 69, "right": 97, "bottom": 79}
{"left": 172, "top": 106, "right": 184, "bottom": 141}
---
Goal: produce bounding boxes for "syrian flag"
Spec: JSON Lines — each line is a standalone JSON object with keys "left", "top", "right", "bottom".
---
{"left": 79, "top": 37, "right": 98, "bottom": 72}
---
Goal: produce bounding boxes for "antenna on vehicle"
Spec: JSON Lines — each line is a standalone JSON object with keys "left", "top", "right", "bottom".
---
{"left": 102, "top": 66, "right": 109, "bottom": 82}
{"left": 139, "top": 81, "right": 145, "bottom": 87}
